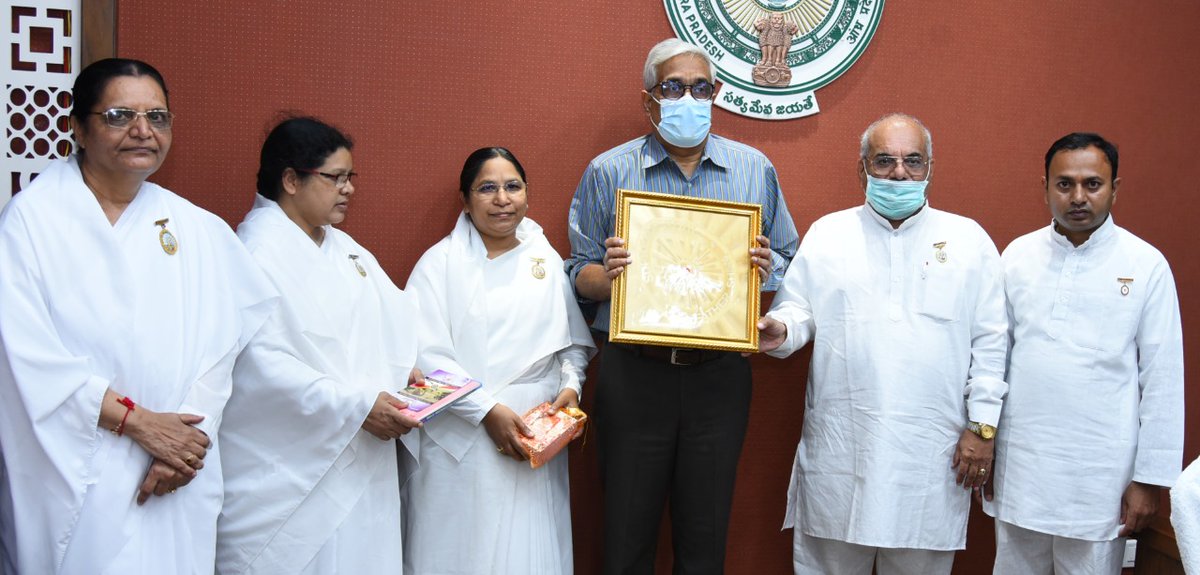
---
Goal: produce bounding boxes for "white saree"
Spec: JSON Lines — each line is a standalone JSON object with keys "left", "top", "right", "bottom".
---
{"left": 217, "top": 195, "right": 420, "bottom": 574}
{"left": 0, "top": 157, "right": 277, "bottom": 574}
{"left": 402, "top": 213, "right": 595, "bottom": 574}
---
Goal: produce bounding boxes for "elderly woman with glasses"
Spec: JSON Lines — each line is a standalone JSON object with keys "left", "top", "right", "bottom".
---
{"left": 402, "top": 147, "right": 595, "bottom": 573}
{"left": 0, "top": 58, "right": 277, "bottom": 574}
{"left": 216, "top": 116, "right": 424, "bottom": 574}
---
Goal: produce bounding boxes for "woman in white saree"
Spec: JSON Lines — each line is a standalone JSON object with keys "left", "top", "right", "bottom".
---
{"left": 403, "top": 147, "right": 596, "bottom": 574}
{"left": 216, "top": 117, "right": 422, "bottom": 574}
{"left": 0, "top": 58, "right": 277, "bottom": 575}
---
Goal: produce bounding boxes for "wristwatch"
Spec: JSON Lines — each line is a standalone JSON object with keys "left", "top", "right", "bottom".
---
{"left": 967, "top": 421, "right": 996, "bottom": 440}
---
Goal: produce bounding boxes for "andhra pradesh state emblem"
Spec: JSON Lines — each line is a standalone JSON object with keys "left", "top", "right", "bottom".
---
{"left": 664, "top": 0, "right": 884, "bottom": 120}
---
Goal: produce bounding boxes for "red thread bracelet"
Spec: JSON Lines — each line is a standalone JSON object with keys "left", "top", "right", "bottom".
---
{"left": 112, "top": 396, "right": 135, "bottom": 436}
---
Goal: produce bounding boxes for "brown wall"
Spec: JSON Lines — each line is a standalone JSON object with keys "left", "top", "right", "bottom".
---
{"left": 117, "top": 2, "right": 1199, "bottom": 572}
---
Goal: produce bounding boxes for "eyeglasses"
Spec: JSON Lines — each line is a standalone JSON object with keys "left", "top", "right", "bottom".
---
{"left": 91, "top": 108, "right": 174, "bottom": 130}
{"left": 298, "top": 169, "right": 358, "bottom": 189}
{"left": 865, "top": 155, "right": 930, "bottom": 178}
{"left": 653, "top": 79, "right": 715, "bottom": 101}
{"left": 472, "top": 180, "right": 526, "bottom": 196}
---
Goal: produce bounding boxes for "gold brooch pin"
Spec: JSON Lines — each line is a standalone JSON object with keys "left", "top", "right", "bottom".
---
{"left": 530, "top": 257, "right": 546, "bottom": 279}
{"left": 1117, "top": 277, "right": 1133, "bottom": 296}
{"left": 155, "top": 218, "right": 178, "bottom": 255}
{"left": 348, "top": 254, "right": 367, "bottom": 277}
{"left": 933, "top": 241, "right": 948, "bottom": 263}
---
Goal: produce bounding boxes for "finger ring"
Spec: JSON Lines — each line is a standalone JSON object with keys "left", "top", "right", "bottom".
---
{"left": 185, "top": 455, "right": 195, "bottom": 465}
{"left": 169, "top": 489, "right": 176, "bottom": 494}
{"left": 978, "top": 468, "right": 988, "bottom": 476}
{"left": 497, "top": 447, "right": 504, "bottom": 453}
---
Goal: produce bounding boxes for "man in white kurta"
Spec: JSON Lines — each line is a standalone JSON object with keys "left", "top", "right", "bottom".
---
{"left": 760, "top": 115, "right": 1007, "bottom": 574}
{"left": 0, "top": 157, "right": 277, "bottom": 574}
{"left": 403, "top": 213, "right": 595, "bottom": 574}
{"left": 984, "top": 133, "right": 1184, "bottom": 574}
{"left": 216, "top": 194, "right": 421, "bottom": 574}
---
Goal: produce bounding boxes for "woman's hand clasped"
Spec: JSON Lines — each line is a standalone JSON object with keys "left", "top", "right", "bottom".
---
{"left": 136, "top": 458, "right": 196, "bottom": 505}
{"left": 123, "top": 409, "right": 209, "bottom": 479}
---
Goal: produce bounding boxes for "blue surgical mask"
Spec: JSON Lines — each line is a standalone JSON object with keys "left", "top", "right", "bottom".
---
{"left": 864, "top": 173, "right": 929, "bottom": 220}
{"left": 652, "top": 94, "right": 712, "bottom": 148}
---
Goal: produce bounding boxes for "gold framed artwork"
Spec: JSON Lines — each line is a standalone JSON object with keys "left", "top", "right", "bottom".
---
{"left": 609, "top": 189, "right": 761, "bottom": 353}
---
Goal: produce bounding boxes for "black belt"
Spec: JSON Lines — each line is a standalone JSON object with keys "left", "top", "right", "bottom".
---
{"left": 610, "top": 342, "right": 728, "bottom": 367}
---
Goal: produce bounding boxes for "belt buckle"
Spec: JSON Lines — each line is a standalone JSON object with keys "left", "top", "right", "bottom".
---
{"left": 669, "top": 348, "right": 692, "bottom": 366}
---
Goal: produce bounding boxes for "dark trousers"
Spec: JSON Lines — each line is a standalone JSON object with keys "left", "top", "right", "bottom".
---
{"left": 595, "top": 343, "right": 752, "bottom": 575}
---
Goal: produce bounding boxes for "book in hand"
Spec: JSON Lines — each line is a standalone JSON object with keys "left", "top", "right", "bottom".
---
{"left": 390, "top": 369, "right": 481, "bottom": 423}
{"left": 518, "top": 402, "right": 588, "bottom": 469}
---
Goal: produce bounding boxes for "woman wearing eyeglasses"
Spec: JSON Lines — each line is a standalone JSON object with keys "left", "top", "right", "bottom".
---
{"left": 402, "top": 147, "right": 595, "bottom": 573}
{"left": 216, "top": 116, "right": 424, "bottom": 574}
{"left": 0, "top": 58, "right": 277, "bottom": 574}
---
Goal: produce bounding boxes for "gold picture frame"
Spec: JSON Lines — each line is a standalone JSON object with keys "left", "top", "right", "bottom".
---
{"left": 609, "top": 189, "right": 761, "bottom": 353}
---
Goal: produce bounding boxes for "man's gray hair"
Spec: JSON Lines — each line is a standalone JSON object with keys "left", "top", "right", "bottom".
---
{"left": 859, "top": 113, "right": 934, "bottom": 158}
{"left": 643, "top": 38, "right": 718, "bottom": 91}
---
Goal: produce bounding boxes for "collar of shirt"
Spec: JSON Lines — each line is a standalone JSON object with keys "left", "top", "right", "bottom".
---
{"left": 862, "top": 199, "right": 931, "bottom": 232}
{"left": 1050, "top": 214, "right": 1116, "bottom": 251}
{"left": 638, "top": 133, "right": 732, "bottom": 174}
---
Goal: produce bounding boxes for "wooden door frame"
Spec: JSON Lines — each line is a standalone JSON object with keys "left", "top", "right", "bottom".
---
{"left": 82, "top": 0, "right": 116, "bottom": 65}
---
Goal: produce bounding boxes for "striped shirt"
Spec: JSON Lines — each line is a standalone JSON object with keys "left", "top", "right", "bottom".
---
{"left": 566, "top": 133, "right": 799, "bottom": 331}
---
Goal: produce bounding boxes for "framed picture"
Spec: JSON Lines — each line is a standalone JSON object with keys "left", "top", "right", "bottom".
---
{"left": 609, "top": 189, "right": 761, "bottom": 353}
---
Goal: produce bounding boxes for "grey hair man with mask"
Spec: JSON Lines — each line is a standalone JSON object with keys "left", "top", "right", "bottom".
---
{"left": 756, "top": 113, "right": 1008, "bottom": 574}
{"left": 565, "top": 37, "right": 799, "bottom": 573}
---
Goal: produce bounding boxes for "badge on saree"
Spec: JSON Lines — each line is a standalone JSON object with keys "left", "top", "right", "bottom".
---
{"left": 933, "top": 241, "right": 948, "bottom": 263}
{"left": 348, "top": 254, "right": 367, "bottom": 277}
{"left": 530, "top": 257, "right": 546, "bottom": 280}
{"left": 155, "top": 218, "right": 178, "bottom": 255}
{"left": 1118, "top": 277, "right": 1133, "bottom": 296}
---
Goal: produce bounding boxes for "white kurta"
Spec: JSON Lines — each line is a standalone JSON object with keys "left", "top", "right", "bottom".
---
{"left": 0, "top": 157, "right": 277, "bottom": 575}
{"left": 984, "top": 217, "right": 1184, "bottom": 541}
{"left": 766, "top": 203, "right": 1008, "bottom": 550}
{"left": 217, "top": 195, "right": 421, "bottom": 574}
{"left": 402, "top": 214, "right": 595, "bottom": 574}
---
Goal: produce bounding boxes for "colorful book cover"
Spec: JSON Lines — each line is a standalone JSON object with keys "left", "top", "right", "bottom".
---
{"left": 390, "top": 369, "right": 481, "bottom": 423}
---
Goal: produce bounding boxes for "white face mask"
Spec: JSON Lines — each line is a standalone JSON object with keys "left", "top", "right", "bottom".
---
{"left": 651, "top": 94, "right": 712, "bottom": 148}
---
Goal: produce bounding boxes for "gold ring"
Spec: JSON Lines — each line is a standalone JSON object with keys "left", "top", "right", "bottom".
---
{"left": 978, "top": 468, "right": 988, "bottom": 476}
{"left": 497, "top": 447, "right": 504, "bottom": 453}
{"left": 169, "top": 489, "right": 176, "bottom": 494}
{"left": 185, "top": 455, "right": 196, "bottom": 465}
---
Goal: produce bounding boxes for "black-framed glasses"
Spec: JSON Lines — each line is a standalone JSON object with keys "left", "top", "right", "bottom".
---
{"left": 865, "top": 155, "right": 930, "bottom": 178}
{"left": 298, "top": 169, "right": 358, "bottom": 189}
{"left": 653, "top": 79, "right": 715, "bottom": 101}
{"left": 472, "top": 180, "right": 526, "bottom": 196}
{"left": 91, "top": 108, "right": 174, "bottom": 130}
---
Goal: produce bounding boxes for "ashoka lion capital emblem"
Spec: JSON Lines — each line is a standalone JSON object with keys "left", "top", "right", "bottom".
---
{"left": 753, "top": 12, "right": 799, "bottom": 87}
{"left": 663, "top": 0, "right": 885, "bottom": 120}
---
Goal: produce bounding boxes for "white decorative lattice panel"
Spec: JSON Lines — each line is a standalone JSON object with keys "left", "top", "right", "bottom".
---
{"left": 3, "top": 0, "right": 80, "bottom": 208}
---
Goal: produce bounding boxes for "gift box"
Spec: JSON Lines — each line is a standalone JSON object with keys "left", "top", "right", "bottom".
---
{"left": 518, "top": 403, "right": 587, "bottom": 469}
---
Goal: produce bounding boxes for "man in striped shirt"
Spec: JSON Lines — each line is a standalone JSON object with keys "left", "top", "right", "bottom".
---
{"left": 566, "top": 37, "right": 799, "bottom": 574}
